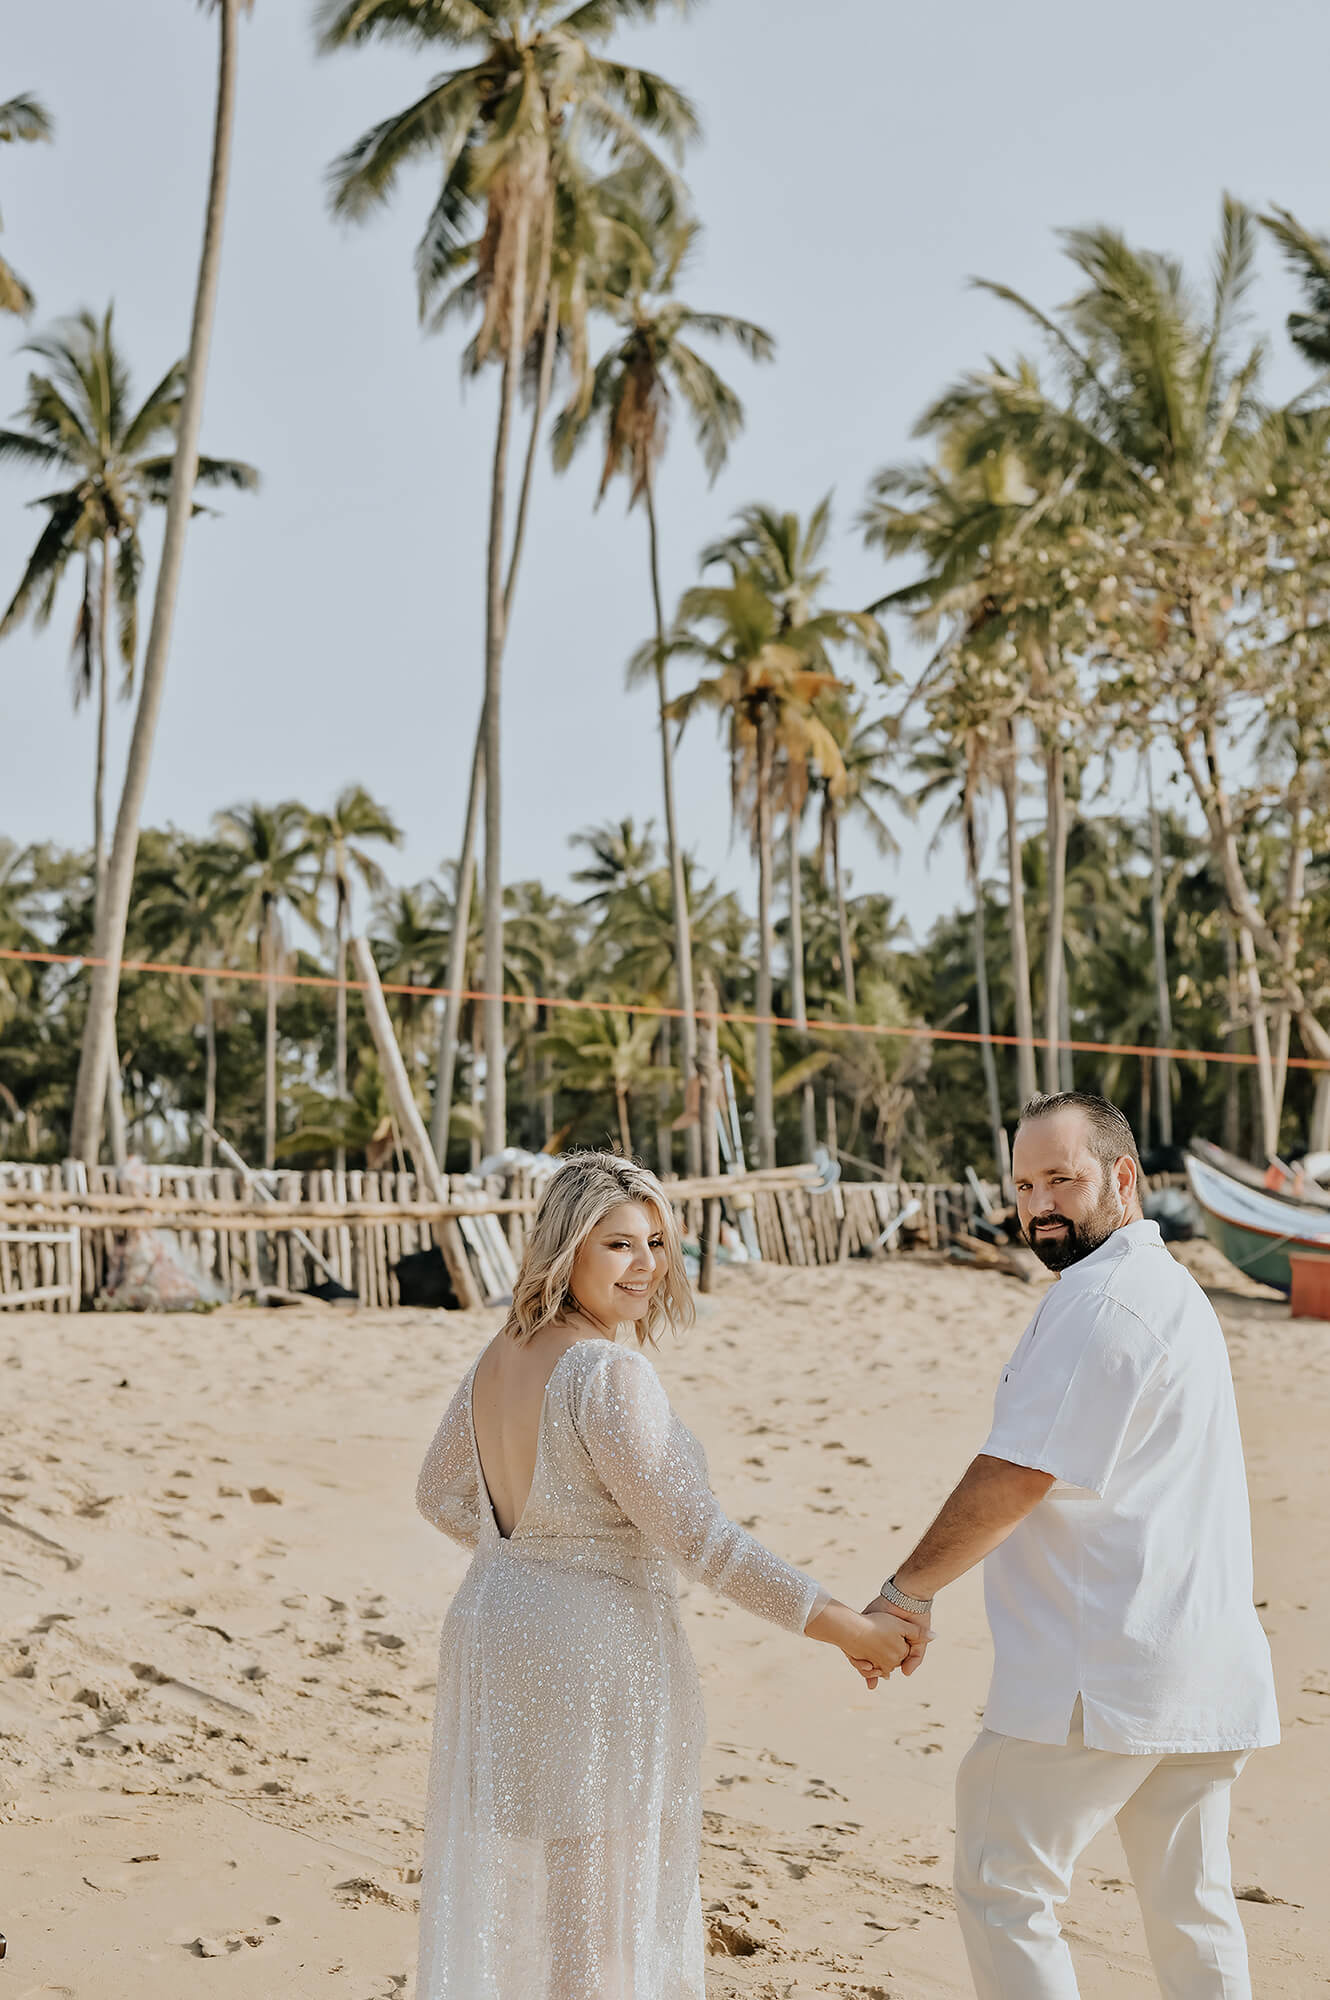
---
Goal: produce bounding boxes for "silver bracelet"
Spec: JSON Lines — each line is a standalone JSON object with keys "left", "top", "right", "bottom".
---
{"left": 879, "top": 1573, "right": 933, "bottom": 1616}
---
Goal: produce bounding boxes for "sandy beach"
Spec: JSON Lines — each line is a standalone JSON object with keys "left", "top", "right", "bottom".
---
{"left": 1, "top": 1242, "right": 1326, "bottom": 1999}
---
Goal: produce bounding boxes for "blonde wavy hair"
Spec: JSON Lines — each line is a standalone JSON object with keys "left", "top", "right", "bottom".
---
{"left": 504, "top": 1151, "right": 695, "bottom": 1348}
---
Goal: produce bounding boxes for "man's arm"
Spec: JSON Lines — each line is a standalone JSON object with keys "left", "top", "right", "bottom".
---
{"left": 867, "top": 1455, "right": 1054, "bottom": 1672}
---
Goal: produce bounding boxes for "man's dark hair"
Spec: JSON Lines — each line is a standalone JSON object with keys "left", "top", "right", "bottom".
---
{"left": 1017, "top": 1091, "right": 1143, "bottom": 1180}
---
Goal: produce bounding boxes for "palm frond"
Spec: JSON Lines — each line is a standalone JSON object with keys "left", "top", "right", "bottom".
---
{"left": 0, "top": 490, "right": 83, "bottom": 639}
{"left": 0, "top": 94, "right": 54, "bottom": 145}
{"left": 583, "top": 60, "right": 700, "bottom": 158}
{"left": 119, "top": 359, "right": 186, "bottom": 457}
{"left": 0, "top": 252, "right": 34, "bottom": 318}
{"left": 114, "top": 530, "right": 142, "bottom": 683}
{"left": 314, "top": 0, "right": 497, "bottom": 54}
{"left": 555, "top": 0, "right": 697, "bottom": 41}
{"left": 326, "top": 68, "right": 486, "bottom": 222}
{"left": 1260, "top": 203, "right": 1330, "bottom": 369}
{"left": 0, "top": 428, "right": 67, "bottom": 473}
{"left": 666, "top": 339, "right": 744, "bottom": 481}
{"left": 672, "top": 307, "right": 773, "bottom": 362}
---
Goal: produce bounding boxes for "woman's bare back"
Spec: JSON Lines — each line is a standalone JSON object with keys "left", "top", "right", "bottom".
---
{"left": 470, "top": 1323, "right": 610, "bottom": 1538}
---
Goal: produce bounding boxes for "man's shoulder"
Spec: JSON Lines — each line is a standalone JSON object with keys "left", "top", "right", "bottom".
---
{"left": 1087, "top": 1230, "right": 1210, "bottom": 1350}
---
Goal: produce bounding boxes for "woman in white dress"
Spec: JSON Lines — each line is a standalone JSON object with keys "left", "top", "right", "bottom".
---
{"left": 414, "top": 1151, "right": 913, "bottom": 2000}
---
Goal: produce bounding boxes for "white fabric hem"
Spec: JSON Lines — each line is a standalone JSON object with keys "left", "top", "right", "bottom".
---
{"left": 983, "top": 1715, "right": 1281, "bottom": 1755}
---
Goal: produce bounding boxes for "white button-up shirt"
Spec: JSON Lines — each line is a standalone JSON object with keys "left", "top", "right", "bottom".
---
{"left": 980, "top": 1218, "right": 1279, "bottom": 1753}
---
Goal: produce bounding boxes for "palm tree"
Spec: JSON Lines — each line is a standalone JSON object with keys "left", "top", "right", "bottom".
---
{"left": 214, "top": 801, "right": 317, "bottom": 1169}
{"left": 861, "top": 444, "right": 1054, "bottom": 1106}
{"left": 553, "top": 215, "right": 773, "bottom": 1172}
{"left": 540, "top": 1005, "right": 663, "bottom": 1156}
{"left": 906, "top": 726, "right": 1006, "bottom": 1175}
{"left": 0, "top": 308, "right": 256, "bottom": 909}
{"left": 570, "top": 815, "right": 657, "bottom": 908}
{"left": 133, "top": 831, "right": 244, "bottom": 1164}
{"left": 371, "top": 880, "right": 448, "bottom": 1083}
{"left": 1260, "top": 207, "right": 1330, "bottom": 372}
{"left": 701, "top": 497, "right": 889, "bottom": 1152}
{"left": 70, "top": 0, "right": 254, "bottom": 1165}
{"left": 660, "top": 568, "right": 844, "bottom": 1167}
{"left": 0, "top": 92, "right": 52, "bottom": 316}
{"left": 320, "top": 0, "right": 697, "bottom": 1161}
{"left": 812, "top": 698, "right": 901, "bottom": 1017}
{"left": 949, "top": 204, "right": 1309, "bottom": 1145}
{"left": 305, "top": 786, "right": 402, "bottom": 1172}
{"left": 428, "top": 158, "right": 658, "bottom": 1164}
{"left": 504, "top": 877, "right": 575, "bottom": 1152}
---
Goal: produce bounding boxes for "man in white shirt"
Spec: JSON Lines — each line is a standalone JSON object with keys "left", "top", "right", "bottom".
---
{"left": 868, "top": 1091, "right": 1279, "bottom": 1999}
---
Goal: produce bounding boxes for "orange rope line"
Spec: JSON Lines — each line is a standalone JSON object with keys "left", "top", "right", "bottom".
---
{"left": 2, "top": 942, "right": 1326, "bottom": 1071}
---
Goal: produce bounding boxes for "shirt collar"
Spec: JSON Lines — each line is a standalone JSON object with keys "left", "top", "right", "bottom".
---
{"left": 1053, "top": 1216, "right": 1162, "bottom": 1288}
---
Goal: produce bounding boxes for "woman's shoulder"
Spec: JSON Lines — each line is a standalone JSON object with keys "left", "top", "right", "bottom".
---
{"left": 559, "top": 1336, "right": 657, "bottom": 1382}
{"left": 556, "top": 1337, "right": 662, "bottom": 1420}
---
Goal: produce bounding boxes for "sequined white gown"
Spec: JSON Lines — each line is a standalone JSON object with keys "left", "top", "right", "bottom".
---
{"left": 413, "top": 1337, "right": 826, "bottom": 2000}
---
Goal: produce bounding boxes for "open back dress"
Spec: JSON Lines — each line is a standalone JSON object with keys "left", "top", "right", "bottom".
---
{"left": 413, "top": 1335, "right": 827, "bottom": 2000}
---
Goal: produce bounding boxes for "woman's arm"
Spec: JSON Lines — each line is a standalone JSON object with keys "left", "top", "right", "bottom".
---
{"left": 576, "top": 1347, "right": 911, "bottom": 1679}
{"left": 415, "top": 1373, "right": 485, "bottom": 1549}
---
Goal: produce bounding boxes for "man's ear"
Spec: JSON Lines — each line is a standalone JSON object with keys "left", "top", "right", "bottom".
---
{"left": 1117, "top": 1152, "right": 1140, "bottom": 1212}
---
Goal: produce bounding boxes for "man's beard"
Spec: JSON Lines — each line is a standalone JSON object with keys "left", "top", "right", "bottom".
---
{"left": 1025, "top": 1173, "right": 1124, "bottom": 1272}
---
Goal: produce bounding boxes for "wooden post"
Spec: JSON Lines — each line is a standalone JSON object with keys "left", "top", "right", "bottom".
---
{"left": 352, "top": 936, "right": 481, "bottom": 1311}
{"left": 697, "top": 974, "right": 721, "bottom": 1293}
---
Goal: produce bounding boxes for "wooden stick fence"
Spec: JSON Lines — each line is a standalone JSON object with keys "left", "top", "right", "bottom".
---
{"left": 0, "top": 1159, "right": 1015, "bottom": 1313}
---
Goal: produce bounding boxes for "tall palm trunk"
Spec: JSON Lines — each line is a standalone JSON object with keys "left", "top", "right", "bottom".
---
{"left": 655, "top": 1018, "right": 672, "bottom": 1177}
{"left": 1146, "top": 763, "right": 1174, "bottom": 1147}
{"left": 615, "top": 1082, "right": 632, "bottom": 1158}
{"left": 1042, "top": 739, "right": 1068, "bottom": 1096}
{"left": 999, "top": 719, "right": 1037, "bottom": 1105}
{"left": 434, "top": 302, "right": 559, "bottom": 1162}
{"left": 202, "top": 975, "right": 216, "bottom": 1167}
{"left": 480, "top": 206, "right": 533, "bottom": 1159}
{"left": 93, "top": 537, "right": 128, "bottom": 1166}
{"left": 787, "top": 813, "right": 817, "bottom": 1161}
{"left": 469, "top": 1001, "right": 483, "bottom": 1171}
{"left": 70, "top": 0, "right": 241, "bottom": 1163}
{"left": 828, "top": 806, "right": 856, "bottom": 1015}
{"left": 93, "top": 539, "right": 111, "bottom": 902}
{"left": 753, "top": 712, "right": 776, "bottom": 1169}
{"left": 963, "top": 792, "right": 1005, "bottom": 1178}
{"left": 1270, "top": 794, "right": 1306, "bottom": 1140}
{"left": 432, "top": 714, "right": 483, "bottom": 1166}
{"left": 1238, "top": 922, "right": 1277, "bottom": 1161}
{"left": 644, "top": 470, "right": 700, "bottom": 1176}
{"left": 1222, "top": 918, "right": 1243, "bottom": 1155}
{"left": 334, "top": 879, "right": 348, "bottom": 1175}
{"left": 263, "top": 898, "right": 278, "bottom": 1171}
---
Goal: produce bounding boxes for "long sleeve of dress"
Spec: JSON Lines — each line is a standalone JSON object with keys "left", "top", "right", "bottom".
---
{"left": 416, "top": 1371, "right": 485, "bottom": 1549}
{"left": 575, "top": 1343, "right": 827, "bottom": 1634}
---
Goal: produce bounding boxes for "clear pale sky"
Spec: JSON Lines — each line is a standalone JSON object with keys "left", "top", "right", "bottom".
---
{"left": 3, "top": 0, "right": 1327, "bottom": 942}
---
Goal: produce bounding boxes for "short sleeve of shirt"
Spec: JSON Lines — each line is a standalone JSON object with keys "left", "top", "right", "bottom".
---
{"left": 982, "top": 1292, "right": 1166, "bottom": 1497}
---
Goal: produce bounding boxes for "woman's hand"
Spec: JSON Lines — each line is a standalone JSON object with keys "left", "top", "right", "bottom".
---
{"left": 851, "top": 1609, "right": 917, "bottom": 1688}
{"left": 805, "top": 1599, "right": 916, "bottom": 1690}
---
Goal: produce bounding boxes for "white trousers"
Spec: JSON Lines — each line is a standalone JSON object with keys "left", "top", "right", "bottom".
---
{"left": 954, "top": 1703, "right": 1252, "bottom": 1999}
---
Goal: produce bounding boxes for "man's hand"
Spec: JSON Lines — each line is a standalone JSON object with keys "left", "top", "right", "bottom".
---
{"left": 861, "top": 1595, "right": 932, "bottom": 1677}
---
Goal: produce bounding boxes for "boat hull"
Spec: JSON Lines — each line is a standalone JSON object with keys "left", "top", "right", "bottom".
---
{"left": 1185, "top": 1152, "right": 1330, "bottom": 1295}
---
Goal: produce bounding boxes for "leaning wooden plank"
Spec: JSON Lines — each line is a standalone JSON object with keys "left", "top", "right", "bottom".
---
{"left": 352, "top": 937, "right": 481, "bottom": 1311}
{"left": 0, "top": 1285, "right": 77, "bottom": 1309}
{"left": 457, "top": 1213, "right": 503, "bottom": 1303}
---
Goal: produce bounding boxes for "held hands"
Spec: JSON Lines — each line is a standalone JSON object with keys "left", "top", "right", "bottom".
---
{"left": 858, "top": 1596, "right": 932, "bottom": 1680}
{"left": 807, "top": 1598, "right": 916, "bottom": 1690}
{"left": 842, "top": 1608, "right": 918, "bottom": 1690}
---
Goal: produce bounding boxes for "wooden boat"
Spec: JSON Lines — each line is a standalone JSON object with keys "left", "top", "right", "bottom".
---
{"left": 1185, "top": 1148, "right": 1330, "bottom": 1294}
{"left": 1188, "top": 1136, "right": 1330, "bottom": 1208}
